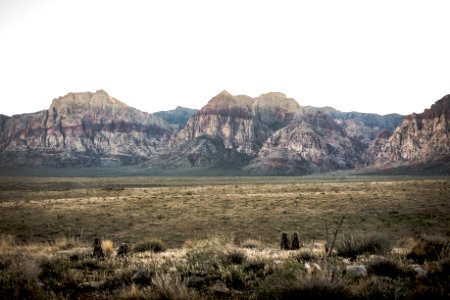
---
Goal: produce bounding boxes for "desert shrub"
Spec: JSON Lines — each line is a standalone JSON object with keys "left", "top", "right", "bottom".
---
{"left": 433, "top": 257, "right": 450, "bottom": 276}
{"left": 38, "top": 256, "right": 94, "bottom": 296}
{"left": 367, "top": 257, "right": 413, "bottom": 278}
{"left": 337, "top": 234, "right": 391, "bottom": 259}
{"left": 0, "top": 254, "right": 42, "bottom": 299}
{"left": 295, "top": 250, "right": 318, "bottom": 262}
{"left": 0, "top": 252, "right": 14, "bottom": 271}
{"left": 133, "top": 238, "right": 166, "bottom": 253}
{"left": 258, "top": 269, "right": 350, "bottom": 300}
{"left": 75, "top": 258, "right": 103, "bottom": 271}
{"left": 0, "top": 234, "right": 16, "bottom": 250}
{"left": 119, "top": 283, "right": 149, "bottom": 300}
{"left": 97, "top": 270, "right": 135, "bottom": 293}
{"left": 119, "top": 283, "right": 170, "bottom": 300}
{"left": 185, "top": 272, "right": 221, "bottom": 291}
{"left": 240, "top": 239, "right": 263, "bottom": 249}
{"left": 39, "top": 257, "right": 69, "bottom": 282}
{"left": 406, "top": 237, "right": 449, "bottom": 263}
{"left": 350, "top": 276, "right": 405, "bottom": 300}
{"left": 102, "top": 239, "right": 115, "bottom": 257}
{"left": 183, "top": 235, "right": 233, "bottom": 250}
{"left": 185, "top": 247, "right": 225, "bottom": 271}
{"left": 151, "top": 273, "right": 190, "bottom": 300}
{"left": 224, "top": 267, "right": 247, "bottom": 290}
{"left": 352, "top": 257, "right": 450, "bottom": 299}
{"left": 411, "top": 258, "right": 450, "bottom": 299}
{"left": 244, "top": 259, "right": 266, "bottom": 274}
{"left": 130, "top": 267, "right": 153, "bottom": 286}
{"left": 226, "top": 250, "right": 246, "bottom": 265}
{"left": 54, "top": 236, "right": 80, "bottom": 250}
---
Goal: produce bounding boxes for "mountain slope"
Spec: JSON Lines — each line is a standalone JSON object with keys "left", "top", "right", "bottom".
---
{"left": 304, "top": 106, "right": 403, "bottom": 149}
{"left": 371, "top": 94, "right": 450, "bottom": 171}
{"left": 150, "top": 91, "right": 361, "bottom": 173}
{"left": 153, "top": 106, "right": 198, "bottom": 128}
{"left": 0, "top": 90, "right": 173, "bottom": 167}
{"left": 246, "top": 113, "right": 358, "bottom": 174}
{"left": 1, "top": 89, "right": 447, "bottom": 175}
{"left": 153, "top": 91, "right": 271, "bottom": 168}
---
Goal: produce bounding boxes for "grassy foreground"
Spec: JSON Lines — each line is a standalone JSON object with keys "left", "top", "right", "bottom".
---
{"left": 1, "top": 234, "right": 449, "bottom": 299}
{"left": 0, "top": 176, "right": 449, "bottom": 298}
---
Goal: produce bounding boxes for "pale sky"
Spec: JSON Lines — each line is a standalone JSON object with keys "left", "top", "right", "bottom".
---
{"left": 1, "top": 0, "right": 449, "bottom": 117}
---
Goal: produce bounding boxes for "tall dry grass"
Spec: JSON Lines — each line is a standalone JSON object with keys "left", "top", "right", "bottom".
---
{"left": 102, "top": 239, "right": 115, "bottom": 257}
{"left": 0, "top": 233, "right": 449, "bottom": 299}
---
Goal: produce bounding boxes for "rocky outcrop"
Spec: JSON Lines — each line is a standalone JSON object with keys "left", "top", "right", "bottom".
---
{"left": 246, "top": 113, "right": 359, "bottom": 174}
{"left": 154, "top": 91, "right": 361, "bottom": 173}
{"left": 0, "top": 114, "right": 9, "bottom": 130}
{"left": 170, "top": 91, "right": 278, "bottom": 159}
{"left": 253, "top": 92, "right": 303, "bottom": 131}
{"left": 304, "top": 106, "right": 403, "bottom": 148}
{"left": 371, "top": 95, "right": 450, "bottom": 169}
{"left": 152, "top": 91, "right": 272, "bottom": 168}
{"left": 0, "top": 90, "right": 173, "bottom": 167}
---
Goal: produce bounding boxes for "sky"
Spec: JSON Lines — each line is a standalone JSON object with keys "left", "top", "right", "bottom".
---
{"left": 1, "top": 0, "right": 449, "bottom": 117}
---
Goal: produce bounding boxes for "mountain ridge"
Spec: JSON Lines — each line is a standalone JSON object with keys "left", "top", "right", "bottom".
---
{"left": 0, "top": 90, "right": 173, "bottom": 168}
{"left": 0, "top": 90, "right": 448, "bottom": 175}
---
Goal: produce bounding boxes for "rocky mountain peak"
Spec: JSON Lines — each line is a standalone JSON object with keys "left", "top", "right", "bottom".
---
{"left": 218, "top": 90, "right": 232, "bottom": 97}
{"left": 50, "top": 90, "right": 128, "bottom": 112}
{"left": 200, "top": 91, "right": 253, "bottom": 118}
{"left": 0, "top": 90, "right": 173, "bottom": 168}
{"left": 254, "top": 92, "right": 300, "bottom": 109}
{"left": 421, "top": 94, "right": 450, "bottom": 119}
{"left": 372, "top": 94, "right": 450, "bottom": 169}
{"left": 1, "top": 89, "right": 448, "bottom": 175}
{"left": 153, "top": 106, "right": 198, "bottom": 128}
{"left": 253, "top": 92, "right": 302, "bottom": 130}
{"left": 257, "top": 92, "right": 287, "bottom": 100}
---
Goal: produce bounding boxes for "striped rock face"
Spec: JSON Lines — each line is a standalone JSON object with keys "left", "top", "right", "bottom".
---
{"left": 0, "top": 90, "right": 174, "bottom": 167}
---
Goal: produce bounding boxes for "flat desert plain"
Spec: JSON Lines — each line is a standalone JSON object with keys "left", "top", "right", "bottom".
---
{"left": 1, "top": 176, "right": 448, "bottom": 247}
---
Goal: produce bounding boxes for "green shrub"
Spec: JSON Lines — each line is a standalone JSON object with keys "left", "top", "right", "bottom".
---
{"left": 133, "top": 238, "right": 166, "bottom": 253}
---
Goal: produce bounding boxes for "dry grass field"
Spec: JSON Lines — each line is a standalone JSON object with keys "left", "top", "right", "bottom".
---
{"left": 0, "top": 176, "right": 449, "bottom": 247}
{"left": 1, "top": 176, "right": 449, "bottom": 299}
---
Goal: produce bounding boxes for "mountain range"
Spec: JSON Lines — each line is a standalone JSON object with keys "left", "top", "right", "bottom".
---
{"left": 0, "top": 90, "right": 449, "bottom": 175}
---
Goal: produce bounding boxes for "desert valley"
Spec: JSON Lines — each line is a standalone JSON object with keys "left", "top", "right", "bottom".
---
{"left": 0, "top": 91, "right": 449, "bottom": 299}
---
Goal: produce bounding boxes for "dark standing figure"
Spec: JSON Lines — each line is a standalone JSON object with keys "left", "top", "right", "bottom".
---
{"left": 291, "top": 232, "right": 301, "bottom": 250}
{"left": 117, "top": 243, "right": 129, "bottom": 257}
{"left": 92, "top": 237, "right": 105, "bottom": 259}
{"left": 281, "top": 232, "right": 290, "bottom": 250}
